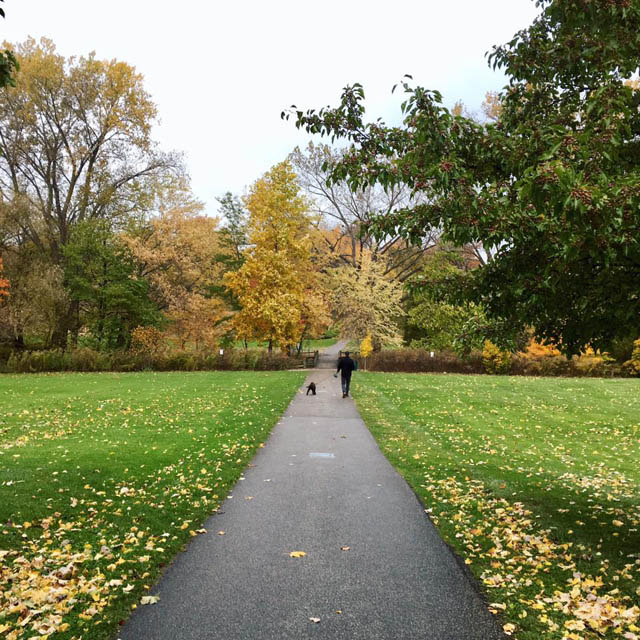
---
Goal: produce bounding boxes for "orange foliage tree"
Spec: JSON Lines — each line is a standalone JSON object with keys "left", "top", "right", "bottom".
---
{"left": 123, "top": 187, "right": 230, "bottom": 350}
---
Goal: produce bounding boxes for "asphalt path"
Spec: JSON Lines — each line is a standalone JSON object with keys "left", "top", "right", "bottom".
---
{"left": 119, "top": 345, "right": 504, "bottom": 640}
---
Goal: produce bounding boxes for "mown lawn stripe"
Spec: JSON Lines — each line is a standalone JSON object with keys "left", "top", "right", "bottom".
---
{"left": 0, "top": 370, "right": 305, "bottom": 640}
{"left": 353, "top": 373, "right": 640, "bottom": 640}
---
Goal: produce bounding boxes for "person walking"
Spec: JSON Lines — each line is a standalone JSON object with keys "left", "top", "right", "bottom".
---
{"left": 335, "top": 351, "right": 356, "bottom": 398}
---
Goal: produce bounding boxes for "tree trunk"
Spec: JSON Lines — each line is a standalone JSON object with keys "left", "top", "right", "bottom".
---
{"left": 51, "top": 300, "right": 80, "bottom": 349}
{"left": 268, "top": 339, "right": 273, "bottom": 354}
{"left": 13, "top": 329, "right": 25, "bottom": 351}
{"left": 70, "top": 300, "right": 80, "bottom": 348}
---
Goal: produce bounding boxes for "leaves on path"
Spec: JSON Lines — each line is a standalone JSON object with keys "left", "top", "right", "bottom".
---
{"left": 289, "top": 551, "right": 306, "bottom": 558}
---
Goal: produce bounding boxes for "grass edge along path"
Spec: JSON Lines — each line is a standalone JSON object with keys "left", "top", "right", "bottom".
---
{"left": 353, "top": 372, "right": 640, "bottom": 640}
{"left": 0, "top": 370, "right": 306, "bottom": 640}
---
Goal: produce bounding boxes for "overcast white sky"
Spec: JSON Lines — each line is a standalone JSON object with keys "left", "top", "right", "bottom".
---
{"left": 2, "top": 0, "right": 540, "bottom": 216}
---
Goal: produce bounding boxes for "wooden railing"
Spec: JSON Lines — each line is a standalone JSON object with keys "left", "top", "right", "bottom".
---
{"left": 299, "top": 350, "right": 319, "bottom": 368}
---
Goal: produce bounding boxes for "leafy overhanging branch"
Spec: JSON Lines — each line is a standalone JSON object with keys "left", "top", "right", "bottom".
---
{"left": 283, "top": 0, "right": 640, "bottom": 355}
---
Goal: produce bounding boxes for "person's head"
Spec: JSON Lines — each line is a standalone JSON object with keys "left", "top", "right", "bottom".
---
{"left": 344, "top": 351, "right": 350, "bottom": 357}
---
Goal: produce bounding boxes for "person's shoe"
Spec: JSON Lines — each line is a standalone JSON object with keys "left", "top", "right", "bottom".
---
{"left": 342, "top": 393, "right": 347, "bottom": 398}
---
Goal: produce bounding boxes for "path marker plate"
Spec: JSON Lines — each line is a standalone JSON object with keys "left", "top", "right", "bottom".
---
{"left": 309, "top": 452, "right": 335, "bottom": 459}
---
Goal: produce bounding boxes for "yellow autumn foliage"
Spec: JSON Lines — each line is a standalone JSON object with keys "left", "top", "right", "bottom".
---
{"left": 624, "top": 338, "right": 640, "bottom": 376}
{"left": 482, "top": 340, "right": 511, "bottom": 374}
{"left": 360, "top": 333, "right": 373, "bottom": 359}
{"left": 523, "top": 339, "right": 561, "bottom": 358}
{"left": 328, "top": 251, "right": 404, "bottom": 347}
{"left": 130, "top": 326, "right": 164, "bottom": 355}
{"left": 225, "top": 161, "right": 328, "bottom": 349}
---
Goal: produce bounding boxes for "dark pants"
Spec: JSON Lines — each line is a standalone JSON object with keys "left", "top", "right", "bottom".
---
{"left": 341, "top": 373, "right": 352, "bottom": 396}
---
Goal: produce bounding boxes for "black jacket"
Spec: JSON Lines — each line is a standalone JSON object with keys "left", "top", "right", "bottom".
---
{"left": 337, "top": 356, "right": 356, "bottom": 377}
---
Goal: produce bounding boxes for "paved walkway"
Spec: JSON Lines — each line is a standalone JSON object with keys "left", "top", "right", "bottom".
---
{"left": 316, "top": 338, "right": 348, "bottom": 368}
{"left": 120, "top": 343, "right": 504, "bottom": 639}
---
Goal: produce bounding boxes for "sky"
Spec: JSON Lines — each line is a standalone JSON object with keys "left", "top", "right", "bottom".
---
{"left": 2, "top": 0, "right": 541, "bottom": 217}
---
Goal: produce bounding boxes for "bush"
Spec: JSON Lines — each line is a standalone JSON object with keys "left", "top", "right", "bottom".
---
{"left": 0, "top": 342, "right": 12, "bottom": 366}
{"left": 608, "top": 335, "right": 636, "bottom": 363}
{"left": 7, "top": 349, "right": 68, "bottom": 373}
{"left": 623, "top": 338, "right": 640, "bottom": 376}
{"left": 130, "top": 326, "right": 164, "bottom": 355}
{"left": 70, "top": 347, "right": 107, "bottom": 372}
{"left": 0, "top": 346, "right": 304, "bottom": 374}
{"left": 320, "top": 326, "right": 340, "bottom": 339}
{"left": 482, "top": 340, "right": 512, "bottom": 374}
{"left": 510, "top": 354, "right": 570, "bottom": 377}
{"left": 573, "top": 353, "right": 617, "bottom": 377}
{"left": 3, "top": 345, "right": 624, "bottom": 377}
{"left": 154, "top": 352, "right": 195, "bottom": 371}
{"left": 361, "top": 347, "right": 627, "bottom": 378}
{"left": 253, "top": 351, "right": 295, "bottom": 371}
{"left": 366, "top": 349, "right": 484, "bottom": 374}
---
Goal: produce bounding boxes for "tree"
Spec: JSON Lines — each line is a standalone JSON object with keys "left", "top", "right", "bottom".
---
{"left": 296, "top": 286, "right": 332, "bottom": 353}
{"left": 123, "top": 186, "right": 229, "bottom": 350}
{"left": 0, "top": 2, "right": 19, "bottom": 89}
{"left": 360, "top": 333, "right": 373, "bottom": 370}
{"left": 328, "top": 252, "right": 404, "bottom": 349}
{"left": 225, "top": 247, "right": 308, "bottom": 351}
{"left": 216, "top": 192, "right": 249, "bottom": 272}
{"left": 481, "top": 91, "right": 502, "bottom": 122}
{"left": 163, "top": 294, "right": 227, "bottom": 351}
{"left": 0, "top": 256, "right": 8, "bottom": 300}
{"left": 285, "top": 1, "right": 640, "bottom": 355}
{"left": 407, "top": 297, "right": 480, "bottom": 353}
{"left": 224, "top": 161, "right": 326, "bottom": 351}
{"left": 290, "top": 143, "right": 437, "bottom": 281}
{"left": 0, "top": 38, "right": 180, "bottom": 346}
{"left": 212, "top": 192, "right": 249, "bottom": 334}
{"left": 405, "top": 248, "right": 526, "bottom": 355}
{"left": 0, "top": 255, "right": 68, "bottom": 349}
{"left": 0, "top": 48, "right": 18, "bottom": 90}
{"left": 63, "top": 220, "right": 159, "bottom": 350}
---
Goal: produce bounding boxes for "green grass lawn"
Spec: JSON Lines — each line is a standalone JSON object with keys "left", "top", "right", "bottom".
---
{"left": 0, "top": 370, "right": 305, "bottom": 640}
{"left": 301, "top": 337, "right": 338, "bottom": 350}
{"left": 353, "top": 373, "right": 640, "bottom": 640}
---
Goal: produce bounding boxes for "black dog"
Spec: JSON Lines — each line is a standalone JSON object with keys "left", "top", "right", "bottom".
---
{"left": 306, "top": 382, "right": 316, "bottom": 396}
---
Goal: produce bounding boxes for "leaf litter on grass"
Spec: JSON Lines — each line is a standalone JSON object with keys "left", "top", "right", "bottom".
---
{"left": 354, "top": 373, "right": 640, "bottom": 640}
{"left": 0, "top": 370, "right": 305, "bottom": 640}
